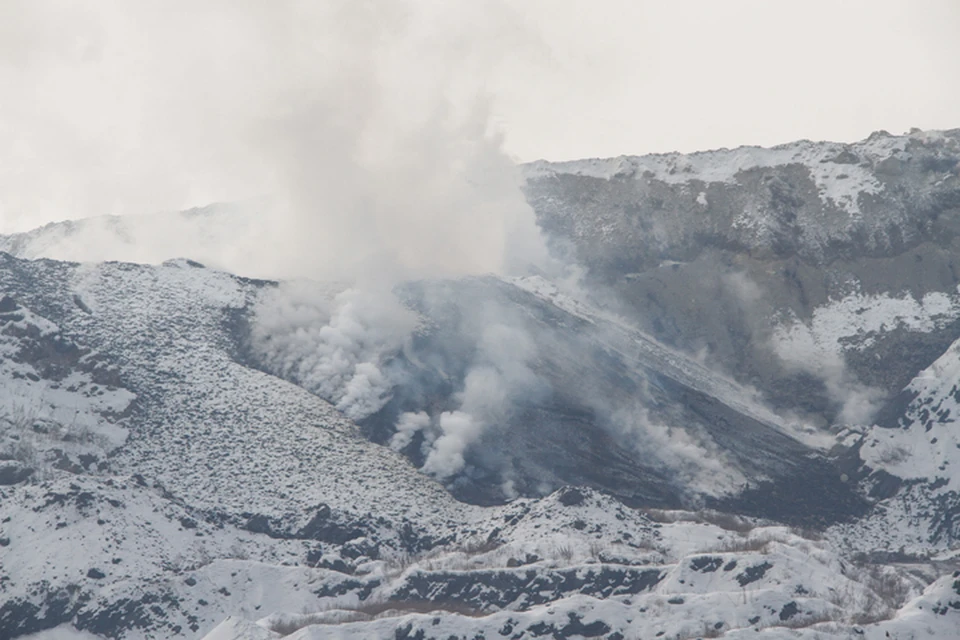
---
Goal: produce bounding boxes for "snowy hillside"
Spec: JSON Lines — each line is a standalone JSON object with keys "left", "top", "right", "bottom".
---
{"left": 6, "top": 129, "right": 960, "bottom": 428}
{"left": 0, "top": 251, "right": 957, "bottom": 639}
{"left": 0, "top": 203, "right": 264, "bottom": 279}
{"left": 3, "top": 128, "right": 960, "bottom": 639}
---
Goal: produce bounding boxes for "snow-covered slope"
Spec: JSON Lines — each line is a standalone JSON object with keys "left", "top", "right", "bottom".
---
{"left": 0, "top": 204, "right": 263, "bottom": 274}
{"left": 4, "top": 128, "right": 960, "bottom": 639}
{"left": 1, "top": 251, "right": 957, "bottom": 639}
{"left": 5, "top": 129, "right": 960, "bottom": 430}
{"left": 0, "top": 253, "right": 476, "bottom": 637}
{"left": 826, "top": 334, "right": 960, "bottom": 556}
{"left": 0, "top": 254, "right": 462, "bottom": 525}
{"left": 862, "top": 336, "right": 960, "bottom": 493}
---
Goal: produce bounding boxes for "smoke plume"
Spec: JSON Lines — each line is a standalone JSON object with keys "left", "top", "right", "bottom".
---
{"left": 250, "top": 283, "right": 420, "bottom": 421}
{"left": 420, "top": 315, "right": 542, "bottom": 480}
{"left": 0, "top": 0, "right": 548, "bottom": 282}
{"left": 1, "top": 2, "right": 789, "bottom": 504}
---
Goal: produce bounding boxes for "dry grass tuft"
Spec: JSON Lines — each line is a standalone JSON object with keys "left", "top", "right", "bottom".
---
{"left": 642, "top": 508, "right": 755, "bottom": 534}
{"left": 268, "top": 599, "right": 488, "bottom": 636}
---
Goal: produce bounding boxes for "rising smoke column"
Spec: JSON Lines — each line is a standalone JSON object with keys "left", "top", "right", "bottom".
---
{"left": 0, "top": 1, "right": 549, "bottom": 280}
{"left": 243, "top": 2, "right": 552, "bottom": 475}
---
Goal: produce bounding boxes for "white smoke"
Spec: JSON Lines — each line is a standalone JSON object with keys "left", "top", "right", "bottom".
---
{"left": 250, "top": 283, "right": 419, "bottom": 421}
{"left": 422, "top": 318, "right": 540, "bottom": 479}
{"left": 214, "top": 2, "right": 553, "bottom": 434}
{"left": 389, "top": 410, "right": 431, "bottom": 453}
{"left": 383, "top": 310, "right": 542, "bottom": 481}
{"left": 771, "top": 316, "right": 885, "bottom": 426}
{"left": 776, "top": 343, "right": 885, "bottom": 426}
{"left": 423, "top": 410, "right": 484, "bottom": 480}
{"left": 610, "top": 404, "right": 747, "bottom": 498}
{"left": 723, "top": 271, "right": 764, "bottom": 307}
{"left": 723, "top": 269, "right": 884, "bottom": 427}
{"left": 0, "top": 1, "right": 549, "bottom": 282}
{"left": 3, "top": 1, "right": 884, "bottom": 506}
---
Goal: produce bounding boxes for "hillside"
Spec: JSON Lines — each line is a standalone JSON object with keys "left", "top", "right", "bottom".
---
{"left": 2, "top": 129, "right": 960, "bottom": 638}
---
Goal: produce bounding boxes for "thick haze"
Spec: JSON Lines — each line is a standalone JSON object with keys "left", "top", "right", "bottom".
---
{"left": 0, "top": 0, "right": 550, "bottom": 280}
{"left": 1, "top": 0, "right": 958, "bottom": 234}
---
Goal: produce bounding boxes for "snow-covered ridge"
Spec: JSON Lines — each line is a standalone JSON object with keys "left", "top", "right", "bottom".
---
{"left": 0, "top": 202, "right": 264, "bottom": 278}
{"left": 1, "top": 129, "right": 957, "bottom": 288}
{"left": 523, "top": 127, "right": 960, "bottom": 276}
{"left": 199, "top": 507, "right": 960, "bottom": 640}
{"left": 523, "top": 130, "right": 919, "bottom": 183}
{"left": 523, "top": 129, "right": 958, "bottom": 216}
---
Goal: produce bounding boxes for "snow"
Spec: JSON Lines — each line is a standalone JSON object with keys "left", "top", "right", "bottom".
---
{"left": 200, "top": 618, "right": 279, "bottom": 640}
{"left": 856, "top": 335, "right": 960, "bottom": 491}
{"left": 523, "top": 134, "right": 906, "bottom": 215}
{"left": 0, "top": 473, "right": 351, "bottom": 637}
{"left": 3, "top": 235, "right": 959, "bottom": 639}
{"left": 773, "top": 289, "right": 960, "bottom": 362}
{"left": 20, "top": 628, "right": 105, "bottom": 640}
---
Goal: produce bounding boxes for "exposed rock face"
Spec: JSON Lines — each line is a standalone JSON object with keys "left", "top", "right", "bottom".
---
{"left": 0, "top": 461, "right": 32, "bottom": 485}
{"left": 524, "top": 129, "right": 960, "bottom": 425}
{"left": 525, "top": 130, "right": 960, "bottom": 270}
{"left": 347, "top": 276, "right": 867, "bottom": 522}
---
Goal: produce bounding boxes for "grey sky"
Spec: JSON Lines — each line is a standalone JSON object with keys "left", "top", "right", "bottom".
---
{"left": 0, "top": 0, "right": 957, "bottom": 233}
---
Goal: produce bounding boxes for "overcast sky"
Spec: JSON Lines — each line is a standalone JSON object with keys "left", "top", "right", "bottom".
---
{"left": 1, "top": 0, "right": 958, "bottom": 233}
